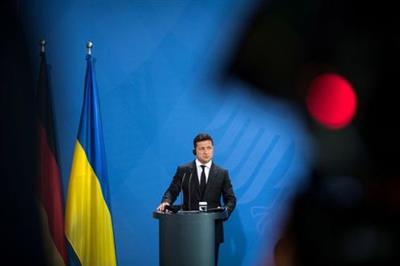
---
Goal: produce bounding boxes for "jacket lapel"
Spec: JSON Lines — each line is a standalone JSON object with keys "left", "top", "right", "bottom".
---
{"left": 203, "top": 163, "right": 217, "bottom": 197}
{"left": 191, "top": 161, "right": 200, "bottom": 200}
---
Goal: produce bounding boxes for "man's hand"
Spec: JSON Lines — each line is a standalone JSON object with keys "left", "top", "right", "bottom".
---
{"left": 157, "top": 202, "right": 170, "bottom": 212}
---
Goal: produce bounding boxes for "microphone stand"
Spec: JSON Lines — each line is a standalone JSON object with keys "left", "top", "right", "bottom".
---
{"left": 188, "top": 171, "right": 193, "bottom": 211}
{"left": 180, "top": 171, "right": 187, "bottom": 211}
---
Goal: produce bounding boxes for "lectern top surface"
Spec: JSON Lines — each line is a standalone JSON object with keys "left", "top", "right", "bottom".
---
{"left": 152, "top": 209, "right": 228, "bottom": 220}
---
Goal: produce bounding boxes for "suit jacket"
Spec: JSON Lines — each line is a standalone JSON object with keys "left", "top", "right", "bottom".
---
{"left": 161, "top": 161, "right": 236, "bottom": 243}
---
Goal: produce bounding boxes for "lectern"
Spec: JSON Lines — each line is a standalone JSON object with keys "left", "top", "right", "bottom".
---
{"left": 153, "top": 210, "right": 228, "bottom": 266}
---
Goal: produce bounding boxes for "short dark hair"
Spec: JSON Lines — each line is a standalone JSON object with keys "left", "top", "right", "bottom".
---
{"left": 193, "top": 133, "right": 214, "bottom": 148}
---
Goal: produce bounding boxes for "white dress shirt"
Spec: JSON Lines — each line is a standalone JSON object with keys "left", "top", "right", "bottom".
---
{"left": 195, "top": 159, "right": 212, "bottom": 184}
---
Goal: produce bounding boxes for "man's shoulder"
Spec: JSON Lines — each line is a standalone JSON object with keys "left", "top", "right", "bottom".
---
{"left": 211, "top": 162, "right": 228, "bottom": 173}
{"left": 179, "top": 161, "right": 195, "bottom": 169}
{"left": 178, "top": 161, "right": 229, "bottom": 172}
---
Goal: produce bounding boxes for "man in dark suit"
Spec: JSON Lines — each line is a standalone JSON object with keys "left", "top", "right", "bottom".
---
{"left": 157, "top": 133, "right": 236, "bottom": 265}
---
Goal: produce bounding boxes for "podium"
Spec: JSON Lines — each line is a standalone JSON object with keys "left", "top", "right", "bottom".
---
{"left": 153, "top": 209, "right": 228, "bottom": 266}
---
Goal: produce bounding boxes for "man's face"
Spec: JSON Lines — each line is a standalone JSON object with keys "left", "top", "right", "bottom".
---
{"left": 195, "top": 140, "right": 214, "bottom": 164}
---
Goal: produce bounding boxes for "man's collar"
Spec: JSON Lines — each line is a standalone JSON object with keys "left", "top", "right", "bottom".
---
{"left": 195, "top": 159, "right": 212, "bottom": 168}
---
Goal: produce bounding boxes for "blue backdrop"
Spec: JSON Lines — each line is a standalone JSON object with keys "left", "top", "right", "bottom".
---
{"left": 22, "top": 1, "right": 313, "bottom": 265}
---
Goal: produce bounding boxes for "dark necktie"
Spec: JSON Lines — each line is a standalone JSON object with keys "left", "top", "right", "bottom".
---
{"left": 200, "top": 165, "right": 206, "bottom": 198}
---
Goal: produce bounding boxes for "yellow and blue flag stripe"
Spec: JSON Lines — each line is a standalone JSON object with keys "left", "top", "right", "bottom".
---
{"left": 65, "top": 54, "right": 117, "bottom": 266}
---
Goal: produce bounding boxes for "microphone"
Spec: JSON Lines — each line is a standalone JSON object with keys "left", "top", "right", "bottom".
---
{"left": 180, "top": 171, "right": 187, "bottom": 194}
{"left": 180, "top": 169, "right": 190, "bottom": 193}
{"left": 180, "top": 168, "right": 192, "bottom": 211}
{"left": 188, "top": 169, "right": 193, "bottom": 211}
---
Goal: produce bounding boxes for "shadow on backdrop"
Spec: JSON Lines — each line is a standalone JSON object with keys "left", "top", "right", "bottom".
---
{"left": 220, "top": 207, "right": 246, "bottom": 266}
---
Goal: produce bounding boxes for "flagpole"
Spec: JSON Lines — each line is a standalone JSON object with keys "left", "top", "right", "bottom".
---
{"left": 65, "top": 39, "right": 117, "bottom": 266}
{"left": 36, "top": 38, "right": 68, "bottom": 264}
{"left": 40, "top": 39, "right": 46, "bottom": 53}
{"left": 87, "top": 41, "right": 93, "bottom": 55}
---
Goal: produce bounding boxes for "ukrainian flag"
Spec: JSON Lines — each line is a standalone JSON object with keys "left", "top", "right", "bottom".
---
{"left": 65, "top": 53, "right": 117, "bottom": 266}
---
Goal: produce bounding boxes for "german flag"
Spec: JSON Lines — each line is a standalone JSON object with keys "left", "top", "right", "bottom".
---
{"left": 36, "top": 46, "right": 67, "bottom": 266}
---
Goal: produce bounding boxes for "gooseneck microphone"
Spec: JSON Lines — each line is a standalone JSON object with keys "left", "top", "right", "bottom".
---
{"left": 179, "top": 168, "right": 192, "bottom": 209}
{"left": 179, "top": 169, "right": 188, "bottom": 210}
{"left": 188, "top": 169, "right": 193, "bottom": 211}
{"left": 180, "top": 171, "right": 187, "bottom": 195}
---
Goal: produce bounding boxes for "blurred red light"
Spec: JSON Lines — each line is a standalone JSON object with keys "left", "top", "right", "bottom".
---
{"left": 306, "top": 73, "right": 357, "bottom": 129}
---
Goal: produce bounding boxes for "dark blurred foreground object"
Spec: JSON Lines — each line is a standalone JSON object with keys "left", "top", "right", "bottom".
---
{"left": 225, "top": 0, "right": 400, "bottom": 265}
{"left": 275, "top": 174, "right": 400, "bottom": 266}
{"left": 0, "top": 1, "right": 47, "bottom": 265}
{"left": 227, "top": 0, "right": 400, "bottom": 174}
